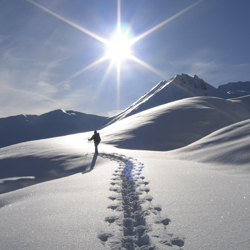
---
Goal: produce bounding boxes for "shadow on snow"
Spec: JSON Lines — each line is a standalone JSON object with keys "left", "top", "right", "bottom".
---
{"left": 0, "top": 153, "right": 99, "bottom": 196}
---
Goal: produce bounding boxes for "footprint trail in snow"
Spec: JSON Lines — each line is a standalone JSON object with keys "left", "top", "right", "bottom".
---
{"left": 98, "top": 153, "right": 185, "bottom": 249}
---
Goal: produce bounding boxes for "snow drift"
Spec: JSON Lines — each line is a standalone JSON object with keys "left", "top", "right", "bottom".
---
{"left": 1, "top": 73, "right": 250, "bottom": 250}
{"left": 173, "top": 118, "right": 250, "bottom": 167}
{"left": 2, "top": 94, "right": 250, "bottom": 194}
{"left": 101, "top": 96, "right": 250, "bottom": 151}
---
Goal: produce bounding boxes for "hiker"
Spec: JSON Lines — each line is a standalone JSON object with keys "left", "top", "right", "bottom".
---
{"left": 88, "top": 130, "right": 101, "bottom": 154}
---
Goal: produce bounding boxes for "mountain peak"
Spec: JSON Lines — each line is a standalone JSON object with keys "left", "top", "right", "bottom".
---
{"left": 172, "top": 73, "right": 215, "bottom": 93}
{"left": 106, "top": 74, "right": 221, "bottom": 126}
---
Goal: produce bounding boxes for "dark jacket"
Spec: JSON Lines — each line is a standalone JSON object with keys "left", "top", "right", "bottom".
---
{"left": 89, "top": 132, "right": 101, "bottom": 143}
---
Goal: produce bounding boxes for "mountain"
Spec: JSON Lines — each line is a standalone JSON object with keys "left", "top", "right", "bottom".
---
{"left": 0, "top": 109, "right": 107, "bottom": 148}
{"left": 1, "top": 73, "right": 249, "bottom": 149}
{"left": 106, "top": 74, "right": 222, "bottom": 126}
{"left": 218, "top": 81, "right": 250, "bottom": 98}
{"left": 1, "top": 92, "right": 250, "bottom": 249}
{"left": 101, "top": 96, "right": 250, "bottom": 151}
{"left": 1, "top": 74, "right": 250, "bottom": 250}
{"left": 1, "top": 75, "right": 250, "bottom": 249}
{"left": 106, "top": 74, "right": 250, "bottom": 126}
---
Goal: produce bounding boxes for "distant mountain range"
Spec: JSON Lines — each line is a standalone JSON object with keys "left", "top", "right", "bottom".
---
{"left": 1, "top": 73, "right": 249, "bottom": 148}
{"left": 218, "top": 80, "right": 250, "bottom": 98}
{"left": 0, "top": 110, "right": 108, "bottom": 148}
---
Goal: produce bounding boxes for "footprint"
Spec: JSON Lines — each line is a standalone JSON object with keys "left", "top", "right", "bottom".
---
{"left": 105, "top": 216, "right": 119, "bottom": 225}
{"left": 99, "top": 153, "right": 185, "bottom": 249}
{"left": 98, "top": 233, "right": 113, "bottom": 242}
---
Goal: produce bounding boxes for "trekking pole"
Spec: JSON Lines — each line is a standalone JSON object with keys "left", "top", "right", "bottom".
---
{"left": 83, "top": 138, "right": 90, "bottom": 167}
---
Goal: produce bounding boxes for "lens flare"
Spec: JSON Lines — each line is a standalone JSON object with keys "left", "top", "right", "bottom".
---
{"left": 27, "top": 0, "right": 204, "bottom": 109}
{"left": 106, "top": 34, "right": 132, "bottom": 63}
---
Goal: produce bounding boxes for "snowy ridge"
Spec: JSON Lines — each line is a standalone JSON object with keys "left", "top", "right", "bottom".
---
{"left": 105, "top": 77, "right": 174, "bottom": 126}
{"left": 0, "top": 109, "right": 107, "bottom": 148}
{"left": 101, "top": 96, "right": 250, "bottom": 151}
{"left": 98, "top": 153, "right": 184, "bottom": 249}
{"left": 1, "top": 73, "right": 250, "bottom": 249}
{"left": 1, "top": 74, "right": 250, "bottom": 148}
{"left": 173, "top": 118, "right": 250, "bottom": 166}
{"left": 106, "top": 74, "right": 221, "bottom": 126}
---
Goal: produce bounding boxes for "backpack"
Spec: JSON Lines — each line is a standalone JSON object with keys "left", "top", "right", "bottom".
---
{"left": 94, "top": 133, "right": 101, "bottom": 143}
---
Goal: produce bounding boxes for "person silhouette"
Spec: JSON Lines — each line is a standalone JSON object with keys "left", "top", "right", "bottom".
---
{"left": 88, "top": 130, "right": 101, "bottom": 154}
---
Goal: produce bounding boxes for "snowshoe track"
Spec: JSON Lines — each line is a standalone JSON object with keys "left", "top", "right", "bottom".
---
{"left": 98, "top": 153, "right": 185, "bottom": 249}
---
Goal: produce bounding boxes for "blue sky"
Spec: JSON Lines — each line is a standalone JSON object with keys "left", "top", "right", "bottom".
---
{"left": 0, "top": 0, "right": 250, "bottom": 118}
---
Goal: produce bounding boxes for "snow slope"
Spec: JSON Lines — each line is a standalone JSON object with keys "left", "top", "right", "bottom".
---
{"left": 106, "top": 74, "right": 222, "bottom": 125}
{"left": 0, "top": 109, "right": 107, "bottom": 148}
{"left": 101, "top": 96, "right": 250, "bottom": 151}
{"left": 1, "top": 74, "right": 249, "bottom": 149}
{"left": 172, "top": 118, "right": 250, "bottom": 167}
{"left": 1, "top": 92, "right": 250, "bottom": 249}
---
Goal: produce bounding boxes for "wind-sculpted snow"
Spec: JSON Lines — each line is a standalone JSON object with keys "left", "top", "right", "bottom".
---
{"left": 98, "top": 153, "right": 185, "bottom": 249}
{"left": 0, "top": 130, "right": 250, "bottom": 249}
{"left": 173, "top": 118, "right": 250, "bottom": 166}
{"left": 0, "top": 134, "right": 94, "bottom": 194}
{"left": 101, "top": 96, "right": 250, "bottom": 151}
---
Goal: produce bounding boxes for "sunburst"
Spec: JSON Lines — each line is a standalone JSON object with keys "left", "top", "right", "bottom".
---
{"left": 26, "top": 0, "right": 203, "bottom": 109}
{"left": 105, "top": 33, "right": 132, "bottom": 64}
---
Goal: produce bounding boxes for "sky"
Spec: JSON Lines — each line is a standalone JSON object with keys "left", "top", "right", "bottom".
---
{"left": 0, "top": 0, "right": 250, "bottom": 118}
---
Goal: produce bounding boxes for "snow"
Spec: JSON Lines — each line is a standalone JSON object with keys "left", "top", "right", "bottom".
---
{"left": 0, "top": 109, "right": 107, "bottom": 148}
{"left": 1, "top": 74, "right": 250, "bottom": 249}
{"left": 106, "top": 74, "right": 222, "bottom": 125}
{"left": 1, "top": 136, "right": 250, "bottom": 249}
{"left": 1, "top": 156, "right": 117, "bottom": 250}
{"left": 173, "top": 118, "right": 250, "bottom": 167}
{"left": 101, "top": 96, "right": 250, "bottom": 151}
{"left": 106, "top": 74, "right": 250, "bottom": 126}
{"left": 218, "top": 81, "right": 250, "bottom": 98}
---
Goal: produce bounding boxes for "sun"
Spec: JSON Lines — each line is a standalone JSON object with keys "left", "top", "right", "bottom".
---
{"left": 105, "top": 33, "right": 132, "bottom": 64}
{"left": 27, "top": 0, "right": 204, "bottom": 108}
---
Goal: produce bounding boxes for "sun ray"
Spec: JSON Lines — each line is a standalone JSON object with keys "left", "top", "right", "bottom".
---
{"left": 117, "top": 0, "right": 121, "bottom": 34}
{"left": 26, "top": 0, "right": 109, "bottom": 45}
{"left": 129, "top": 55, "right": 168, "bottom": 79}
{"left": 57, "top": 56, "right": 107, "bottom": 86}
{"left": 2, "top": 84, "right": 60, "bottom": 104}
{"left": 26, "top": 0, "right": 205, "bottom": 112}
{"left": 116, "top": 63, "right": 121, "bottom": 110}
{"left": 103, "top": 61, "right": 116, "bottom": 83}
{"left": 116, "top": 0, "right": 122, "bottom": 110}
{"left": 130, "top": 0, "right": 204, "bottom": 44}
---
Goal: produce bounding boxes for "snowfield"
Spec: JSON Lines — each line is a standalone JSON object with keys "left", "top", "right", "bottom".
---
{"left": 1, "top": 76, "right": 250, "bottom": 249}
{"left": 101, "top": 96, "right": 250, "bottom": 151}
